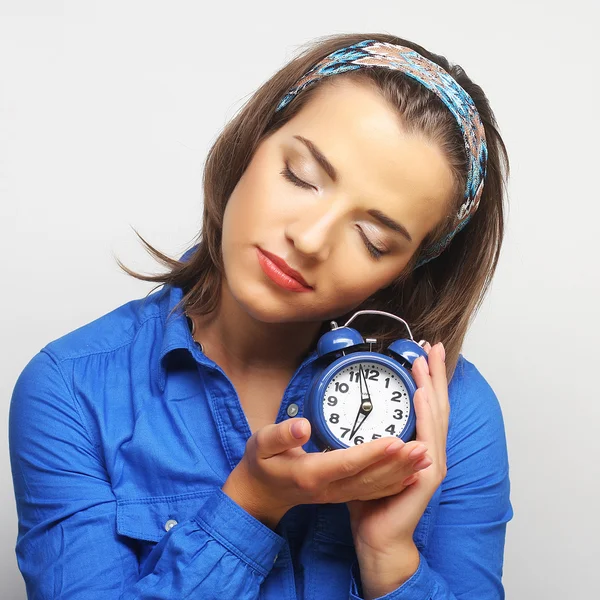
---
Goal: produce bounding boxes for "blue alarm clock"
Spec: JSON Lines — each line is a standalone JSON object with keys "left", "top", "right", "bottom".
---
{"left": 304, "top": 310, "right": 428, "bottom": 452}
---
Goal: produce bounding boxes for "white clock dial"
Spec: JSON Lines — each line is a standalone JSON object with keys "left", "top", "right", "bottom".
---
{"left": 321, "top": 361, "right": 410, "bottom": 446}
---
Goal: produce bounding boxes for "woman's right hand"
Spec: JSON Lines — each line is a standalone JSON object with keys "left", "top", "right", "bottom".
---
{"left": 221, "top": 418, "right": 432, "bottom": 529}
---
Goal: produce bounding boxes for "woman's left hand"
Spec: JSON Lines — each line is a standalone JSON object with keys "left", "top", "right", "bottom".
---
{"left": 346, "top": 341, "right": 449, "bottom": 590}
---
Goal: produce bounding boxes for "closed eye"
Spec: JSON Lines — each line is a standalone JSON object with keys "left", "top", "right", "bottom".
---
{"left": 280, "top": 163, "right": 389, "bottom": 261}
{"left": 356, "top": 226, "right": 388, "bottom": 260}
{"left": 280, "top": 164, "right": 315, "bottom": 191}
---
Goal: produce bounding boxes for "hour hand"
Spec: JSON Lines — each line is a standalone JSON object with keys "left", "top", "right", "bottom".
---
{"left": 349, "top": 409, "right": 369, "bottom": 440}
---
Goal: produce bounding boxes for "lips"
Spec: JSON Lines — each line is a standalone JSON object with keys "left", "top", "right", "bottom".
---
{"left": 258, "top": 248, "right": 312, "bottom": 288}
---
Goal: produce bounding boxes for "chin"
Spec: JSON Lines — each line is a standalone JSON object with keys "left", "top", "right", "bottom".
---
{"left": 225, "top": 274, "right": 296, "bottom": 323}
{"left": 240, "top": 292, "right": 348, "bottom": 326}
{"left": 245, "top": 299, "right": 308, "bottom": 324}
{"left": 224, "top": 254, "right": 362, "bottom": 325}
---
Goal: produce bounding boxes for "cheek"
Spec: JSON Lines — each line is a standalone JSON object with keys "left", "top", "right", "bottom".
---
{"left": 222, "top": 189, "right": 264, "bottom": 249}
{"left": 221, "top": 198, "right": 239, "bottom": 255}
{"left": 321, "top": 251, "right": 410, "bottom": 309}
{"left": 321, "top": 260, "right": 387, "bottom": 306}
{"left": 227, "top": 170, "right": 289, "bottom": 237}
{"left": 330, "top": 241, "right": 404, "bottom": 286}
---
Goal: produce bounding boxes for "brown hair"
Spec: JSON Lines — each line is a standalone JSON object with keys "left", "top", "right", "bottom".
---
{"left": 116, "top": 32, "right": 509, "bottom": 381}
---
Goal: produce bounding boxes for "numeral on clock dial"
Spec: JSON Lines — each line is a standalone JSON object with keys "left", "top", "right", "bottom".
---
{"left": 322, "top": 362, "right": 411, "bottom": 445}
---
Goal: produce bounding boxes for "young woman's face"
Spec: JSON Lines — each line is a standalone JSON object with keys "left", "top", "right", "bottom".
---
{"left": 221, "top": 78, "right": 456, "bottom": 324}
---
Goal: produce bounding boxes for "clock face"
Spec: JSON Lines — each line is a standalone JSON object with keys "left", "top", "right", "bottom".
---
{"left": 321, "top": 360, "right": 411, "bottom": 446}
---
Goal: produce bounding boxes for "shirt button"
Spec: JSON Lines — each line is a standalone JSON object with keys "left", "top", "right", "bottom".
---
{"left": 286, "top": 403, "right": 299, "bottom": 417}
{"left": 273, "top": 553, "right": 279, "bottom": 563}
{"left": 164, "top": 519, "right": 178, "bottom": 531}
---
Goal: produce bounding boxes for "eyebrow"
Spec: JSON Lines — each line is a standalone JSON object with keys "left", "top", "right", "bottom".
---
{"left": 294, "top": 135, "right": 339, "bottom": 182}
{"left": 293, "top": 134, "right": 413, "bottom": 244}
{"left": 367, "top": 209, "right": 413, "bottom": 243}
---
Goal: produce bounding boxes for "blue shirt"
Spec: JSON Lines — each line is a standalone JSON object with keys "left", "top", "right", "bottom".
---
{"left": 9, "top": 248, "right": 513, "bottom": 600}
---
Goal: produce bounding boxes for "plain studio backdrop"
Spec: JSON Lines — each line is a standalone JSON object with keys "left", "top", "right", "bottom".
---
{"left": 1, "top": 1, "right": 598, "bottom": 598}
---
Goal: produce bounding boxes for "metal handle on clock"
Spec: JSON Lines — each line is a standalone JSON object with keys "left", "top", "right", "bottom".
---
{"left": 329, "top": 309, "right": 415, "bottom": 341}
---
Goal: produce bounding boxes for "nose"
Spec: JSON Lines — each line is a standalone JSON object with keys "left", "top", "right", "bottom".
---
{"left": 284, "top": 201, "right": 340, "bottom": 262}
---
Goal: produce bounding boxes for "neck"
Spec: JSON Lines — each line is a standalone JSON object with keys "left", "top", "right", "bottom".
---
{"left": 187, "top": 281, "right": 324, "bottom": 377}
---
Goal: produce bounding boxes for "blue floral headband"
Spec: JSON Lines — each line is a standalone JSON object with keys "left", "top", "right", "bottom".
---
{"left": 275, "top": 40, "right": 488, "bottom": 267}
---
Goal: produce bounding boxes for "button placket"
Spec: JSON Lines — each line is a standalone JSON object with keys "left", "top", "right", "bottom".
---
{"left": 277, "top": 359, "right": 320, "bottom": 425}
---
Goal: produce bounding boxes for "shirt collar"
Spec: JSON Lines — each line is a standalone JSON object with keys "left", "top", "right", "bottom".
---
{"left": 155, "top": 245, "right": 321, "bottom": 393}
{"left": 156, "top": 245, "right": 201, "bottom": 392}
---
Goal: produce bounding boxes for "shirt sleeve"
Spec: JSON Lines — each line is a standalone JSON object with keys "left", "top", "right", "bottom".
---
{"left": 349, "top": 358, "right": 514, "bottom": 600}
{"left": 8, "top": 350, "right": 285, "bottom": 600}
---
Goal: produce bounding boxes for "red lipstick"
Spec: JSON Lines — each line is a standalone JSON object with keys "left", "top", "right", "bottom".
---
{"left": 256, "top": 248, "right": 313, "bottom": 292}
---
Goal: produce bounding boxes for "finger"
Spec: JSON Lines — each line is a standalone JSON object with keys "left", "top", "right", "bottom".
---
{"left": 253, "top": 418, "right": 310, "bottom": 459}
{"left": 355, "top": 466, "right": 429, "bottom": 501}
{"left": 417, "top": 340, "right": 432, "bottom": 355}
{"left": 330, "top": 441, "right": 429, "bottom": 498}
{"left": 400, "top": 472, "right": 420, "bottom": 487}
{"left": 414, "top": 362, "right": 449, "bottom": 474}
{"left": 429, "top": 342, "right": 449, "bottom": 416}
{"left": 421, "top": 343, "right": 449, "bottom": 448}
{"left": 305, "top": 436, "right": 400, "bottom": 483}
{"left": 413, "top": 386, "right": 437, "bottom": 444}
{"left": 412, "top": 355, "right": 438, "bottom": 420}
{"left": 413, "top": 455, "right": 433, "bottom": 471}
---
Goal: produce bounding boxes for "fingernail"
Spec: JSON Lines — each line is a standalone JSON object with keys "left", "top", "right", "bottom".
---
{"left": 438, "top": 342, "right": 446, "bottom": 362}
{"left": 408, "top": 445, "right": 427, "bottom": 459}
{"left": 385, "top": 439, "right": 404, "bottom": 455}
{"left": 401, "top": 473, "right": 419, "bottom": 486}
{"left": 291, "top": 420, "right": 306, "bottom": 439}
{"left": 418, "top": 356, "right": 430, "bottom": 374}
{"left": 414, "top": 456, "right": 433, "bottom": 471}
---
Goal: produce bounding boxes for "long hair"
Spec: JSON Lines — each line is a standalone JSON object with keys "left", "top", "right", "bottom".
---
{"left": 115, "top": 32, "right": 509, "bottom": 381}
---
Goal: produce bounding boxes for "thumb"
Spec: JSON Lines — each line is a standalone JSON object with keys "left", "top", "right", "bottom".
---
{"left": 254, "top": 418, "right": 311, "bottom": 459}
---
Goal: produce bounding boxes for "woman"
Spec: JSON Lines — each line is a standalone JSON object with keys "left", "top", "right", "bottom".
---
{"left": 9, "top": 32, "right": 512, "bottom": 599}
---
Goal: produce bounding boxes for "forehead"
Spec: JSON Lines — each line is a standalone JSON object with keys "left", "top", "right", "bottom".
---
{"left": 277, "top": 78, "right": 456, "bottom": 237}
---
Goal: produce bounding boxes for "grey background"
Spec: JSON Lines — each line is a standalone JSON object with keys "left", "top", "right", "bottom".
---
{"left": 1, "top": 1, "right": 598, "bottom": 598}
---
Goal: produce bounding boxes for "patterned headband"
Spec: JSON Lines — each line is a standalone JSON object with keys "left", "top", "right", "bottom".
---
{"left": 275, "top": 39, "right": 488, "bottom": 267}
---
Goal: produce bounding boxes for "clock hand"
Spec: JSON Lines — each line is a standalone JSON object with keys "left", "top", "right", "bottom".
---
{"left": 350, "top": 365, "right": 373, "bottom": 440}
{"left": 349, "top": 393, "right": 363, "bottom": 441}
{"left": 350, "top": 409, "right": 369, "bottom": 439}
{"left": 359, "top": 364, "right": 373, "bottom": 406}
{"left": 358, "top": 364, "right": 363, "bottom": 396}
{"left": 350, "top": 365, "right": 367, "bottom": 432}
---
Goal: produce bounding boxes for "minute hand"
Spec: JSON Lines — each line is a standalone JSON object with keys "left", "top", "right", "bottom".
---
{"left": 349, "top": 366, "right": 373, "bottom": 440}
{"left": 360, "top": 365, "right": 373, "bottom": 404}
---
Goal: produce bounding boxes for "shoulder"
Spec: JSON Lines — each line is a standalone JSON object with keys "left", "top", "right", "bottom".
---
{"left": 447, "top": 354, "right": 508, "bottom": 455}
{"left": 10, "top": 288, "right": 167, "bottom": 420}
{"left": 441, "top": 355, "right": 513, "bottom": 524}
{"left": 41, "top": 289, "right": 165, "bottom": 364}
